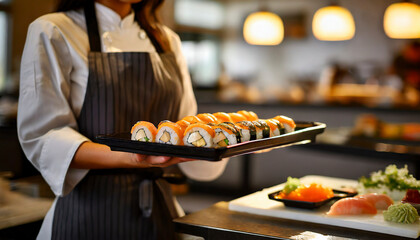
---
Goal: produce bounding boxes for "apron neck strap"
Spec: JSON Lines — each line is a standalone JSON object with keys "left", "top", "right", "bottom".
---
{"left": 84, "top": 1, "right": 102, "bottom": 52}
{"left": 83, "top": 1, "right": 165, "bottom": 53}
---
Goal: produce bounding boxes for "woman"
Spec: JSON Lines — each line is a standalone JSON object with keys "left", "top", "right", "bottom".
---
{"left": 17, "top": 0, "right": 228, "bottom": 239}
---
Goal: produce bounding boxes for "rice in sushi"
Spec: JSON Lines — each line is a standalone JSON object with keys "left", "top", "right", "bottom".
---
{"left": 273, "top": 115, "right": 296, "bottom": 133}
{"left": 156, "top": 121, "right": 184, "bottom": 145}
{"left": 183, "top": 123, "right": 215, "bottom": 147}
{"left": 131, "top": 121, "right": 157, "bottom": 142}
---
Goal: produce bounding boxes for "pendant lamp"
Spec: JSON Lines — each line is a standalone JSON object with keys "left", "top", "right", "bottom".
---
{"left": 243, "top": 11, "right": 284, "bottom": 45}
{"left": 384, "top": 1, "right": 420, "bottom": 39}
{"left": 312, "top": 4, "right": 355, "bottom": 41}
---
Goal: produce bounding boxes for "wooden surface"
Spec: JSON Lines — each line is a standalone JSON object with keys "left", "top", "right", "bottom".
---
{"left": 0, "top": 184, "right": 53, "bottom": 230}
{"left": 174, "top": 201, "right": 416, "bottom": 240}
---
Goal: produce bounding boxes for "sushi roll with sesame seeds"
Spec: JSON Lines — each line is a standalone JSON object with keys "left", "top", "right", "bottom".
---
{"left": 183, "top": 123, "right": 215, "bottom": 147}
{"left": 131, "top": 121, "right": 157, "bottom": 142}
{"left": 156, "top": 121, "right": 184, "bottom": 145}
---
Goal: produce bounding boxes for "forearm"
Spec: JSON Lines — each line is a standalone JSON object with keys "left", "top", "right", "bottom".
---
{"left": 70, "top": 141, "right": 193, "bottom": 169}
{"left": 70, "top": 141, "right": 137, "bottom": 169}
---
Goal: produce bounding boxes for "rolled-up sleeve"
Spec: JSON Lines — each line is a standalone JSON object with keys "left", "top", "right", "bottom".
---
{"left": 17, "top": 18, "right": 89, "bottom": 196}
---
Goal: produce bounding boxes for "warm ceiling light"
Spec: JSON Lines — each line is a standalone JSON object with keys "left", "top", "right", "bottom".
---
{"left": 384, "top": 2, "right": 420, "bottom": 39}
{"left": 312, "top": 5, "right": 355, "bottom": 41}
{"left": 243, "top": 11, "right": 284, "bottom": 45}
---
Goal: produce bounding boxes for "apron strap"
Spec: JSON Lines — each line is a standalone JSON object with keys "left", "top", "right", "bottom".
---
{"left": 84, "top": 0, "right": 102, "bottom": 52}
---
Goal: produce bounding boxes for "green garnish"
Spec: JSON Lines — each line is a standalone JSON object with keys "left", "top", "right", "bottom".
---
{"left": 359, "top": 165, "right": 420, "bottom": 191}
{"left": 224, "top": 139, "right": 229, "bottom": 145}
{"left": 383, "top": 203, "right": 419, "bottom": 224}
{"left": 283, "top": 177, "right": 301, "bottom": 194}
{"left": 144, "top": 137, "right": 150, "bottom": 142}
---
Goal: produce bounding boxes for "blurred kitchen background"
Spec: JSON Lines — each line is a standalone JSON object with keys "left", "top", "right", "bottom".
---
{"left": 1, "top": 0, "right": 420, "bottom": 238}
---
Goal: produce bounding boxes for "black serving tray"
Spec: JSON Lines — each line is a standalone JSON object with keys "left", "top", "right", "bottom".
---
{"left": 268, "top": 188, "right": 357, "bottom": 209}
{"left": 96, "top": 121, "right": 326, "bottom": 161}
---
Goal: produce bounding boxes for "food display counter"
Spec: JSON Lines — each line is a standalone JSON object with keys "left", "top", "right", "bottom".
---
{"left": 174, "top": 202, "right": 414, "bottom": 240}
{"left": 175, "top": 175, "right": 420, "bottom": 240}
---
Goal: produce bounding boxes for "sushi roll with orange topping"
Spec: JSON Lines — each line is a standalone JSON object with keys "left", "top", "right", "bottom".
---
{"left": 263, "top": 119, "right": 285, "bottom": 137}
{"left": 235, "top": 121, "right": 257, "bottom": 142}
{"left": 175, "top": 119, "right": 190, "bottom": 132}
{"left": 237, "top": 110, "right": 259, "bottom": 121}
{"left": 228, "top": 112, "right": 247, "bottom": 123}
{"left": 156, "top": 121, "right": 184, "bottom": 145}
{"left": 183, "top": 123, "right": 215, "bottom": 147}
{"left": 212, "top": 112, "right": 232, "bottom": 123}
{"left": 252, "top": 120, "right": 270, "bottom": 139}
{"left": 131, "top": 121, "right": 157, "bottom": 142}
{"left": 273, "top": 115, "right": 296, "bottom": 133}
{"left": 196, "top": 113, "right": 219, "bottom": 124}
{"left": 212, "top": 123, "right": 241, "bottom": 147}
{"left": 182, "top": 115, "right": 204, "bottom": 124}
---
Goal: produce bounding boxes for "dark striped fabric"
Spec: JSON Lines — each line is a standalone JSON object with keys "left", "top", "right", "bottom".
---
{"left": 52, "top": 170, "right": 176, "bottom": 240}
{"left": 51, "top": 2, "right": 184, "bottom": 239}
{"left": 78, "top": 51, "right": 183, "bottom": 140}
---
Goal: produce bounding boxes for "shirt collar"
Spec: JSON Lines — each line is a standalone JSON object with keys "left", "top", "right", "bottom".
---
{"left": 95, "top": 2, "right": 136, "bottom": 30}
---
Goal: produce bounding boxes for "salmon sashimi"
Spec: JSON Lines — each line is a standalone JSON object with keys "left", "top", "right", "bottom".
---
{"left": 327, "top": 197, "right": 377, "bottom": 215}
{"left": 355, "top": 193, "right": 394, "bottom": 210}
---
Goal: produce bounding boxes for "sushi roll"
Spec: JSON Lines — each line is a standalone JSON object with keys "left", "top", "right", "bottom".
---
{"left": 212, "top": 123, "right": 240, "bottom": 147}
{"left": 228, "top": 112, "right": 247, "bottom": 123}
{"left": 182, "top": 115, "right": 204, "bottom": 124}
{"left": 156, "top": 121, "right": 184, "bottom": 145}
{"left": 196, "top": 113, "right": 219, "bottom": 124}
{"left": 237, "top": 110, "right": 259, "bottom": 121}
{"left": 252, "top": 120, "right": 270, "bottom": 139}
{"left": 235, "top": 121, "right": 257, "bottom": 142}
{"left": 183, "top": 123, "right": 215, "bottom": 147}
{"left": 175, "top": 119, "right": 190, "bottom": 132}
{"left": 263, "top": 119, "right": 284, "bottom": 137}
{"left": 212, "top": 112, "right": 232, "bottom": 123}
{"left": 273, "top": 115, "right": 296, "bottom": 133}
{"left": 131, "top": 121, "right": 157, "bottom": 142}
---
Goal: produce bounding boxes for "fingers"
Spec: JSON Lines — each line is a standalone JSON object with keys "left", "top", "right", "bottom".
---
{"left": 131, "top": 154, "right": 199, "bottom": 168}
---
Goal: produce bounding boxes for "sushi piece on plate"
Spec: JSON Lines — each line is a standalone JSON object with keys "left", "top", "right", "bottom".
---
{"left": 273, "top": 115, "right": 296, "bottom": 133}
{"left": 131, "top": 121, "right": 157, "bottom": 142}
{"left": 182, "top": 115, "right": 204, "bottom": 124}
{"left": 156, "top": 121, "right": 184, "bottom": 145}
{"left": 235, "top": 121, "right": 257, "bottom": 142}
{"left": 237, "top": 110, "right": 259, "bottom": 121}
{"left": 196, "top": 113, "right": 219, "bottom": 124}
{"left": 175, "top": 119, "right": 190, "bottom": 132}
{"left": 252, "top": 120, "right": 270, "bottom": 139}
{"left": 355, "top": 193, "right": 394, "bottom": 210}
{"left": 183, "top": 123, "right": 215, "bottom": 147}
{"left": 228, "top": 112, "right": 248, "bottom": 123}
{"left": 327, "top": 197, "right": 377, "bottom": 215}
{"left": 212, "top": 123, "right": 241, "bottom": 147}
{"left": 212, "top": 112, "right": 232, "bottom": 123}
{"left": 263, "top": 119, "right": 284, "bottom": 137}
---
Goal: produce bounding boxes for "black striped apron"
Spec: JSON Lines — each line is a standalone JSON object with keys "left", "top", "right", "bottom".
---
{"left": 51, "top": 2, "right": 184, "bottom": 239}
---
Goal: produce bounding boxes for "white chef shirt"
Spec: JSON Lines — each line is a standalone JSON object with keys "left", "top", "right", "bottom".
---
{"left": 18, "top": 3, "right": 228, "bottom": 239}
